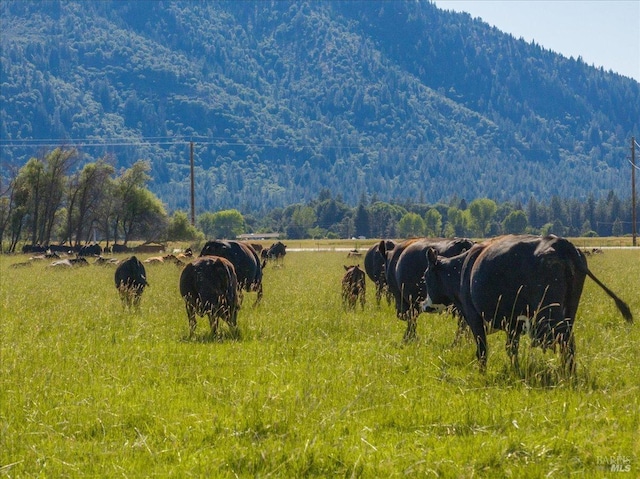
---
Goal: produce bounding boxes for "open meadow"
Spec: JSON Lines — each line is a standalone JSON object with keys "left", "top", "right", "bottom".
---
{"left": 1, "top": 244, "right": 638, "bottom": 477}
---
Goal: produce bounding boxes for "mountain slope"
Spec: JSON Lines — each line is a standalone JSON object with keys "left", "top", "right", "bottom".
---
{"left": 1, "top": 0, "right": 638, "bottom": 213}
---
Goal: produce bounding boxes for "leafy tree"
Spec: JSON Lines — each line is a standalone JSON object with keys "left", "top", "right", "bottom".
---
{"left": 397, "top": 212, "right": 426, "bottom": 238}
{"left": 285, "top": 205, "right": 316, "bottom": 239}
{"left": 167, "top": 210, "right": 203, "bottom": 241}
{"left": 198, "top": 209, "right": 245, "bottom": 239}
{"left": 315, "top": 198, "right": 349, "bottom": 231}
{"left": 502, "top": 210, "right": 528, "bottom": 234}
{"left": 16, "top": 158, "right": 44, "bottom": 246}
{"left": 444, "top": 206, "right": 471, "bottom": 237}
{"left": 368, "top": 202, "right": 406, "bottom": 238}
{"left": 469, "top": 198, "right": 497, "bottom": 237}
{"left": 40, "top": 148, "right": 77, "bottom": 245}
{"left": 66, "top": 159, "right": 114, "bottom": 246}
{"left": 198, "top": 212, "right": 217, "bottom": 239}
{"left": 424, "top": 208, "right": 442, "bottom": 237}
{"left": 115, "top": 160, "right": 167, "bottom": 244}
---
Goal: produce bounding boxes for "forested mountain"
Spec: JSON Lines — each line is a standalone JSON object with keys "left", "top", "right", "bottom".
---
{"left": 1, "top": 0, "right": 639, "bottom": 214}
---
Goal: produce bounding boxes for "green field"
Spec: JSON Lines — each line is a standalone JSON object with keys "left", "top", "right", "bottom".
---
{"left": 1, "top": 246, "right": 638, "bottom": 477}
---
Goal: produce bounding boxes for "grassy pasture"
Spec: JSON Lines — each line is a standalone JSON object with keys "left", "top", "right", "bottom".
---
{"left": 1, "top": 247, "right": 638, "bottom": 477}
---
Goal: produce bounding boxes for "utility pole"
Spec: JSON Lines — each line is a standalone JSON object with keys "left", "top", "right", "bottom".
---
{"left": 632, "top": 137, "right": 637, "bottom": 246}
{"left": 190, "top": 141, "right": 195, "bottom": 226}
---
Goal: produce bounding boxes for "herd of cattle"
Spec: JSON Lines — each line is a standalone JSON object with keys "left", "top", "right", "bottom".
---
{"left": 16, "top": 234, "right": 634, "bottom": 375}
{"left": 359, "top": 234, "right": 633, "bottom": 374}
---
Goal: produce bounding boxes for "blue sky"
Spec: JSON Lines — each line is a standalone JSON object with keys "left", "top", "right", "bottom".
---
{"left": 434, "top": 0, "right": 640, "bottom": 81}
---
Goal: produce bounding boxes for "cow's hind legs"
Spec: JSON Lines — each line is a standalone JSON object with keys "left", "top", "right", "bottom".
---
{"left": 467, "top": 317, "right": 487, "bottom": 372}
{"left": 403, "top": 314, "right": 418, "bottom": 342}
{"left": 451, "top": 315, "right": 468, "bottom": 347}
{"left": 505, "top": 330, "right": 521, "bottom": 373}
{"left": 208, "top": 313, "right": 219, "bottom": 337}
{"left": 559, "top": 334, "right": 576, "bottom": 376}
{"left": 186, "top": 304, "right": 197, "bottom": 337}
{"left": 375, "top": 285, "right": 382, "bottom": 306}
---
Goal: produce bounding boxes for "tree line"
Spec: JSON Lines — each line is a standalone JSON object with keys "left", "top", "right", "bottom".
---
{"left": 0, "top": 149, "right": 166, "bottom": 252}
{"left": 1, "top": 149, "right": 636, "bottom": 252}
{"left": 2, "top": 1, "right": 638, "bottom": 213}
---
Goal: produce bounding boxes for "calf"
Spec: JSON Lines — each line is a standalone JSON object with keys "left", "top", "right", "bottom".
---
{"left": 422, "top": 235, "right": 633, "bottom": 373}
{"left": 179, "top": 256, "right": 240, "bottom": 337}
{"left": 342, "top": 264, "right": 366, "bottom": 310}
{"left": 114, "top": 256, "right": 148, "bottom": 309}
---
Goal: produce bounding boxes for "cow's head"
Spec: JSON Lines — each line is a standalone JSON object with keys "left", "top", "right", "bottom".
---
{"left": 420, "top": 247, "right": 448, "bottom": 313}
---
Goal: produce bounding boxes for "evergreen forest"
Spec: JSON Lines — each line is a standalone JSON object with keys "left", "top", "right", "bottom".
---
{"left": 1, "top": 1, "right": 639, "bottom": 226}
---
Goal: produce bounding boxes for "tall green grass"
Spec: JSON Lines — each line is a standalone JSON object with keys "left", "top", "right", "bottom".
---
{"left": 1, "top": 249, "right": 638, "bottom": 477}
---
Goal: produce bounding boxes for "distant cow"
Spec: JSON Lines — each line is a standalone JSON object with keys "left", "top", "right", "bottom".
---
{"left": 265, "top": 241, "right": 287, "bottom": 263}
{"left": 114, "top": 256, "right": 148, "bottom": 309}
{"left": 200, "top": 240, "right": 265, "bottom": 305}
{"left": 22, "top": 244, "right": 47, "bottom": 254}
{"left": 364, "top": 240, "right": 395, "bottom": 306}
{"left": 342, "top": 265, "right": 366, "bottom": 310}
{"left": 422, "top": 235, "right": 633, "bottom": 373}
{"left": 112, "top": 244, "right": 130, "bottom": 253}
{"left": 179, "top": 255, "right": 240, "bottom": 337}
{"left": 379, "top": 237, "right": 474, "bottom": 341}
{"left": 78, "top": 244, "right": 102, "bottom": 257}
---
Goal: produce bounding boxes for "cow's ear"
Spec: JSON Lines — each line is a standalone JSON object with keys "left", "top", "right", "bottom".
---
{"left": 344, "top": 265, "right": 349, "bottom": 271}
{"left": 378, "top": 240, "right": 387, "bottom": 255}
{"left": 426, "top": 247, "right": 438, "bottom": 265}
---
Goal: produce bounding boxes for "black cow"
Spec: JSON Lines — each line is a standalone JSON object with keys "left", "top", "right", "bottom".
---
{"left": 265, "top": 241, "right": 287, "bottom": 263}
{"left": 79, "top": 244, "right": 102, "bottom": 257}
{"left": 179, "top": 255, "right": 240, "bottom": 337}
{"left": 379, "top": 237, "right": 474, "bottom": 341}
{"left": 22, "top": 244, "right": 47, "bottom": 254}
{"left": 114, "top": 256, "right": 148, "bottom": 309}
{"left": 199, "top": 240, "right": 265, "bottom": 305}
{"left": 342, "top": 264, "right": 366, "bottom": 310}
{"left": 112, "top": 244, "right": 131, "bottom": 253}
{"left": 422, "top": 235, "right": 633, "bottom": 373}
{"left": 364, "top": 241, "right": 395, "bottom": 306}
{"left": 49, "top": 244, "right": 74, "bottom": 254}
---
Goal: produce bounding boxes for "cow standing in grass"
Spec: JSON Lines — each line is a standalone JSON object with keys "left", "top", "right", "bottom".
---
{"left": 342, "top": 265, "right": 366, "bottom": 311}
{"left": 114, "top": 256, "right": 147, "bottom": 309}
{"left": 421, "top": 234, "right": 633, "bottom": 374}
{"left": 265, "top": 241, "right": 287, "bottom": 264}
{"left": 364, "top": 240, "right": 394, "bottom": 306}
{"left": 199, "top": 240, "right": 265, "bottom": 305}
{"left": 179, "top": 256, "right": 240, "bottom": 337}
{"left": 379, "top": 237, "right": 474, "bottom": 342}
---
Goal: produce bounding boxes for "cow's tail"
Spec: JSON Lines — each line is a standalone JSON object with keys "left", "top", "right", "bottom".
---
{"left": 556, "top": 238, "right": 633, "bottom": 323}
{"left": 584, "top": 268, "right": 633, "bottom": 323}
